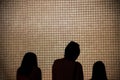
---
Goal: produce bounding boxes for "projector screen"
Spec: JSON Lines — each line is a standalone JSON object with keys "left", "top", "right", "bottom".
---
{"left": 0, "top": 0, "right": 120, "bottom": 80}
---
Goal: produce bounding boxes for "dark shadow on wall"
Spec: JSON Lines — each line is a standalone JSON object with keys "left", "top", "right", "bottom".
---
{"left": 91, "top": 61, "right": 108, "bottom": 80}
{"left": 52, "top": 41, "right": 84, "bottom": 80}
{"left": 17, "top": 52, "right": 42, "bottom": 80}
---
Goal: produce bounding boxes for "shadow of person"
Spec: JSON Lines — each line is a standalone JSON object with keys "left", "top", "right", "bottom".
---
{"left": 17, "top": 52, "right": 42, "bottom": 80}
{"left": 91, "top": 61, "right": 108, "bottom": 80}
{"left": 52, "top": 41, "right": 84, "bottom": 80}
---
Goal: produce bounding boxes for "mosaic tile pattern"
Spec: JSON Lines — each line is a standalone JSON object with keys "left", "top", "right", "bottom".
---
{"left": 0, "top": 0, "right": 120, "bottom": 80}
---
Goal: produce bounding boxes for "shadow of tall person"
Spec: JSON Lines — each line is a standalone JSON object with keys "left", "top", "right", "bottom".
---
{"left": 17, "top": 52, "right": 42, "bottom": 80}
{"left": 91, "top": 61, "right": 108, "bottom": 80}
{"left": 52, "top": 41, "right": 84, "bottom": 80}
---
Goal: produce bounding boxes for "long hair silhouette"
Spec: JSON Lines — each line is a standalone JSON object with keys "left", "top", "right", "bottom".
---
{"left": 91, "top": 61, "right": 107, "bottom": 80}
{"left": 17, "top": 52, "right": 42, "bottom": 80}
{"left": 18, "top": 52, "right": 38, "bottom": 76}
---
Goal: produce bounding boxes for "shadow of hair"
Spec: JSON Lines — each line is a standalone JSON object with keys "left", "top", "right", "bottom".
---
{"left": 91, "top": 61, "right": 108, "bottom": 80}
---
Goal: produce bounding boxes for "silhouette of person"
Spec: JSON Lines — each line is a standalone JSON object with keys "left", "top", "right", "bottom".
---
{"left": 91, "top": 61, "right": 108, "bottom": 80}
{"left": 52, "top": 41, "right": 83, "bottom": 80}
{"left": 17, "top": 52, "right": 42, "bottom": 80}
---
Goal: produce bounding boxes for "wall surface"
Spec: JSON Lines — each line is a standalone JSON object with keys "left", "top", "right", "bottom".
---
{"left": 0, "top": 0, "right": 120, "bottom": 80}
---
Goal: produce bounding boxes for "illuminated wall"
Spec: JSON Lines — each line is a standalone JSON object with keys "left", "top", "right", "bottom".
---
{"left": 0, "top": 0, "right": 120, "bottom": 80}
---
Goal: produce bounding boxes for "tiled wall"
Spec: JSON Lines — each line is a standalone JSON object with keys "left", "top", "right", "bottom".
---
{"left": 0, "top": 0, "right": 120, "bottom": 80}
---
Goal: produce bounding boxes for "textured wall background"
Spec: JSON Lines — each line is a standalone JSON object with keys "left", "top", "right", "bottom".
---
{"left": 0, "top": 0, "right": 120, "bottom": 80}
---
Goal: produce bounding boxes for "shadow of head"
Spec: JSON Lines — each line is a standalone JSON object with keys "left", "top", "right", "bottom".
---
{"left": 64, "top": 41, "right": 80, "bottom": 61}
